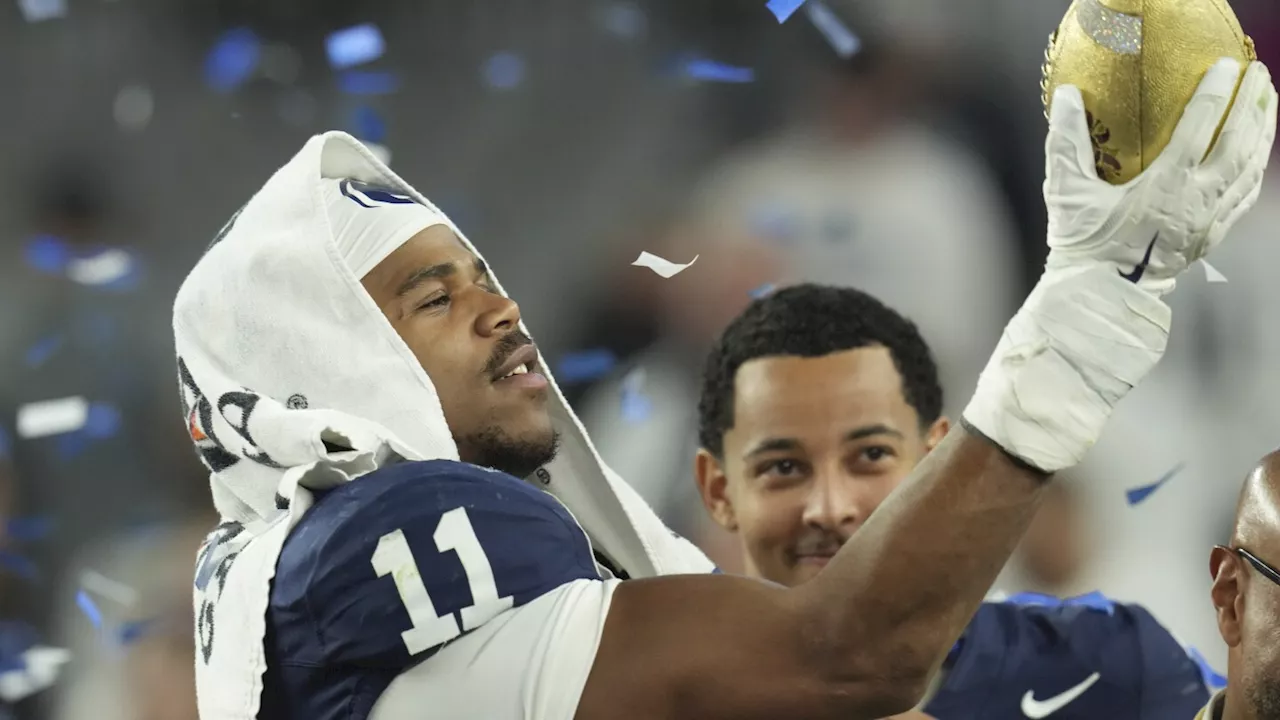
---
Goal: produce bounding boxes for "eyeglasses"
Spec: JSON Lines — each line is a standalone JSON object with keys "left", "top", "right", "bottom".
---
{"left": 1218, "top": 545, "right": 1280, "bottom": 587}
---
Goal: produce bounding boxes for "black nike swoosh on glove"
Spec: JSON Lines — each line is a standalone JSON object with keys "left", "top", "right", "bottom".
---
{"left": 1119, "top": 233, "right": 1158, "bottom": 283}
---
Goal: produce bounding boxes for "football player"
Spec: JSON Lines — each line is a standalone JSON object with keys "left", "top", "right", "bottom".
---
{"left": 179, "top": 59, "right": 1275, "bottom": 720}
{"left": 1200, "top": 451, "right": 1280, "bottom": 720}
{"left": 693, "top": 283, "right": 1222, "bottom": 718}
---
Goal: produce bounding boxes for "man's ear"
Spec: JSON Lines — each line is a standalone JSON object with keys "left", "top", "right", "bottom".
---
{"left": 695, "top": 448, "right": 738, "bottom": 532}
{"left": 924, "top": 416, "right": 951, "bottom": 452}
{"left": 1210, "top": 546, "right": 1244, "bottom": 647}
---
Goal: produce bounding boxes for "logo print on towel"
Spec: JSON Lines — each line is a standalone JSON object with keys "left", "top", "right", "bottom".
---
{"left": 340, "top": 178, "right": 423, "bottom": 209}
{"left": 194, "top": 520, "right": 248, "bottom": 663}
{"left": 178, "top": 357, "right": 282, "bottom": 472}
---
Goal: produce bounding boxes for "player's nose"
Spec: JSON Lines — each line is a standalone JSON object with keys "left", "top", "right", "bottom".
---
{"left": 800, "top": 472, "right": 860, "bottom": 533}
{"left": 474, "top": 292, "right": 522, "bottom": 337}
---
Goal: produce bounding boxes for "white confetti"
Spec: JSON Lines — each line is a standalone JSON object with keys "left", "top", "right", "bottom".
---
{"left": 632, "top": 251, "right": 698, "bottom": 279}
{"left": 17, "top": 0, "right": 65, "bottom": 22}
{"left": 0, "top": 646, "right": 71, "bottom": 703}
{"left": 67, "top": 248, "right": 133, "bottom": 286}
{"left": 17, "top": 397, "right": 89, "bottom": 439}
{"left": 113, "top": 84, "right": 154, "bottom": 132}
{"left": 80, "top": 570, "right": 139, "bottom": 607}
{"left": 1203, "top": 259, "right": 1228, "bottom": 283}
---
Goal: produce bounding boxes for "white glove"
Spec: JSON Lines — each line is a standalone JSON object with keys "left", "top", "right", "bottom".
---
{"left": 964, "top": 58, "right": 1278, "bottom": 473}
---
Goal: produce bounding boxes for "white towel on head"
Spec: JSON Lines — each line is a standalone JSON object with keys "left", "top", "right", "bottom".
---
{"left": 173, "top": 131, "right": 714, "bottom": 720}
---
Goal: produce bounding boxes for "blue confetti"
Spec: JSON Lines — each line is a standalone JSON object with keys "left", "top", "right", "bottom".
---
{"left": 118, "top": 617, "right": 161, "bottom": 646}
{"left": 805, "top": 1, "right": 861, "bottom": 58}
{"left": 483, "top": 52, "right": 526, "bottom": 90}
{"left": 1186, "top": 646, "right": 1228, "bottom": 690}
{"left": 0, "top": 552, "right": 38, "bottom": 583}
{"left": 5, "top": 517, "right": 54, "bottom": 543}
{"left": 326, "top": 23, "right": 385, "bottom": 70}
{"left": 556, "top": 349, "right": 618, "bottom": 384}
{"left": 351, "top": 105, "right": 387, "bottom": 144}
{"left": 84, "top": 402, "right": 122, "bottom": 440}
{"left": 24, "top": 335, "right": 64, "bottom": 368}
{"left": 24, "top": 235, "right": 72, "bottom": 274}
{"left": 1126, "top": 462, "right": 1187, "bottom": 506}
{"left": 749, "top": 283, "right": 777, "bottom": 299}
{"left": 620, "top": 370, "right": 652, "bottom": 423}
{"left": 76, "top": 590, "right": 103, "bottom": 629}
{"left": 766, "top": 0, "right": 808, "bottom": 23}
{"left": 338, "top": 70, "right": 401, "bottom": 95}
{"left": 205, "top": 28, "right": 262, "bottom": 93}
{"left": 683, "top": 58, "right": 754, "bottom": 84}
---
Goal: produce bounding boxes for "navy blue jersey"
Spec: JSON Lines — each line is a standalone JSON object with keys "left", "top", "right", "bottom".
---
{"left": 259, "top": 460, "right": 602, "bottom": 720}
{"left": 926, "top": 593, "right": 1211, "bottom": 719}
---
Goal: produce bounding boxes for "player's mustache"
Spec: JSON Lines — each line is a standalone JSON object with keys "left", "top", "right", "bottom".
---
{"left": 791, "top": 532, "right": 847, "bottom": 557}
{"left": 485, "top": 331, "right": 536, "bottom": 380}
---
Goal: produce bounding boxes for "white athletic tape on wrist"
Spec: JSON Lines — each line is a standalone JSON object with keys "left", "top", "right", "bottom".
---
{"left": 962, "top": 266, "right": 1170, "bottom": 473}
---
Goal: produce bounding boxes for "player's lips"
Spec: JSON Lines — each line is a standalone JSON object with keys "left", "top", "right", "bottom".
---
{"left": 794, "top": 554, "right": 836, "bottom": 567}
{"left": 492, "top": 345, "right": 548, "bottom": 389}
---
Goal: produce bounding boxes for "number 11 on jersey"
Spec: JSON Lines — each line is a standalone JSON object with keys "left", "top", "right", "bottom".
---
{"left": 371, "top": 507, "right": 515, "bottom": 655}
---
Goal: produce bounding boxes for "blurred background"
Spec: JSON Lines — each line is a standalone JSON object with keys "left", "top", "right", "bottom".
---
{"left": 1, "top": 0, "right": 1279, "bottom": 717}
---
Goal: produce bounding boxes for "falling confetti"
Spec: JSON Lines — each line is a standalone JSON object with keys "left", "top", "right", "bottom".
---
{"left": 113, "top": 84, "right": 154, "bottom": 132}
{"left": 620, "top": 369, "right": 653, "bottom": 423}
{"left": 766, "top": 0, "right": 808, "bottom": 23}
{"left": 683, "top": 58, "right": 754, "bottom": 84}
{"left": 632, "top": 251, "right": 698, "bottom": 279}
{"left": 118, "top": 617, "right": 162, "bottom": 646}
{"left": 66, "top": 248, "right": 139, "bottom": 288}
{"left": 749, "top": 283, "right": 777, "bottom": 299}
{"left": 1203, "top": 260, "right": 1228, "bottom": 283}
{"left": 0, "top": 646, "right": 71, "bottom": 703}
{"left": 338, "top": 70, "right": 401, "bottom": 95}
{"left": 16, "top": 397, "right": 88, "bottom": 439}
{"left": 556, "top": 349, "right": 619, "bottom": 384}
{"left": 483, "top": 52, "right": 526, "bottom": 90}
{"left": 84, "top": 402, "right": 122, "bottom": 440}
{"left": 205, "top": 28, "right": 262, "bottom": 93}
{"left": 75, "top": 590, "right": 103, "bottom": 629}
{"left": 364, "top": 142, "right": 393, "bottom": 166}
{"left": 0, "top": 425, "right": 9, "bottom": 460}
{"left": 1125, "top": 461, "right": 1187, "bottom": 506}
{"left": 325, "top": 23, "right": 385, "bottom": 70}
{"left": 24, "top": 335, "right": 64, "bottom": 369}
{"left": 79, "top": 570, "right": 138, "bottom": 607}
{"left": 805, "top": 1, "right": 861, "bottom": 59}
{"left": 17, "top": 0, "right": 65, "bottom": 23}
{"left": 24, "top": 235, "right": 72, "bottom": 275}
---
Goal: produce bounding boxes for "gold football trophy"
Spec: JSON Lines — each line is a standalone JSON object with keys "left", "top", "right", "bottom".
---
{"left": 1041, "top": 0, "right": 1256, "bottom": 185}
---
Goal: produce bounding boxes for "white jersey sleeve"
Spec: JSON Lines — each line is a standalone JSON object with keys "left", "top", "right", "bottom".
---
{"left": 369, "top": 578, "right": 621, "bottom": 720}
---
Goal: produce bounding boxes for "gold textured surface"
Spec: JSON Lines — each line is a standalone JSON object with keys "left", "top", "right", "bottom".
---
{"left": 1041, "top": 0, "right": 1256, "bottom": 184}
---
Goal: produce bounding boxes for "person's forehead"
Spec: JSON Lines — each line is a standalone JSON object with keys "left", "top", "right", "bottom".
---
{"left": 728, "top": 347, "right": 910, "bottom": 439}
{"left": 387, "top": 224, "right": 473, "bottom": 266}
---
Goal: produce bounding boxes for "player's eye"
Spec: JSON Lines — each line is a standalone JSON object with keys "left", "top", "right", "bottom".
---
{"left": 861, "top": 446, "right": 894, "bottom": 462}
{"left": 418, "top": 293, "right": 451, "bottom": 311}
{"left": 759, "top": 459, "right": 804, "bottom": 477}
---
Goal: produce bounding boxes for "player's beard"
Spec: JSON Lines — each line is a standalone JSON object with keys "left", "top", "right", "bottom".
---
{"left": 462, "top": 424, "right": 560, "bottom": 479}
{"left": 1247, "top": 674, "right": 1280, "bottom": 720}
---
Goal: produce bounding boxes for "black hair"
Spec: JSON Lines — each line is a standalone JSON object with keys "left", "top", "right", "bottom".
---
{"left": 697, "top": 283, "right": 943, "bottom": 457}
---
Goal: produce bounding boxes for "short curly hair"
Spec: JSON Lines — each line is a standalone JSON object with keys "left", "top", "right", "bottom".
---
{"left": 698, "top": 284, "right": 943, "bottom": 457}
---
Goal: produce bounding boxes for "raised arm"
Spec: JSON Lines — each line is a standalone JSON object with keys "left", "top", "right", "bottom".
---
{"left": 577, "top": 59, "right": 1276, "bottom": 720}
